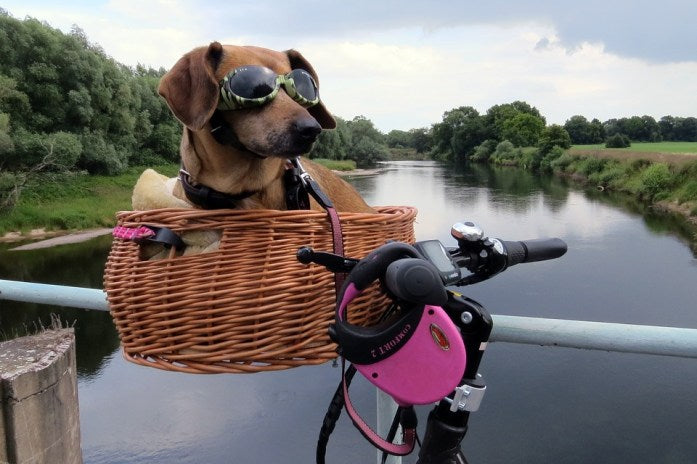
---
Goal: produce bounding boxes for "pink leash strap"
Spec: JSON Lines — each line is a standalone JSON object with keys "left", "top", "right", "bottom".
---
{"left": 341, "top": 358, "right": 417, "bottom": 456}
{"left": 293, "top": 157, "right": 346, "bottom": 296}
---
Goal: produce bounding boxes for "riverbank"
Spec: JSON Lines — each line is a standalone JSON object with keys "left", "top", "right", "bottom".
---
{"left": 3, "top": 151, "right": 696, "bottom": 244}
{"left": 482, "top": 144, "right": 697, "bottom": 230}
{"left": 3, "top": 228, "right": 113, "bottom": 249}
{"left": 0, "top": 161, "right": 383, "bottom": 244}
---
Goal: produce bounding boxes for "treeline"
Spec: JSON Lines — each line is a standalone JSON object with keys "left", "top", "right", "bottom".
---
{"left": 0, "top": 11, "right": 180, "bottom": 209}
{"left": 309, "top": 116, "right": 432, "bottom": 166}
{"left": 565, "top": 114, "right": 697, "bottom": 145}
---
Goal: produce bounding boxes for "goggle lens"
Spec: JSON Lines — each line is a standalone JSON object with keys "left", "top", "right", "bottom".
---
{"left": 219, "top": 65, "right": 320, "bottom": 110}
{"left": 227, "top": 66, "right": 277, "bottom": 99}
{"left": 287, "top": 68, "right": 318, "bottom": 102}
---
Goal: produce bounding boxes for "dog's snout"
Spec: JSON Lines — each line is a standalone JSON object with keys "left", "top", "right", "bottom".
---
{"left": 293, "top": 117, "right": 322, "bottom": 141}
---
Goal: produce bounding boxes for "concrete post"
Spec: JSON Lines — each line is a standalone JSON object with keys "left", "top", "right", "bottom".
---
{"left": 0, "top": 329, "right": 82, "bottom": 464}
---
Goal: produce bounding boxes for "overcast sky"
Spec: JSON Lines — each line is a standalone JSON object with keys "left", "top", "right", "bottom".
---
{"left": 2, "top": 0, "right": 696, "bottom": 132}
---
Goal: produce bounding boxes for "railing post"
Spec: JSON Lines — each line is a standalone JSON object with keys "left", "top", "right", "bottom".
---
{"left": 0, "top": 329, "right": 82, "bottom": 464}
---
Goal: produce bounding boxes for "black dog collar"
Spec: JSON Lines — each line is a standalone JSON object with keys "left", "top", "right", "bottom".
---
{"left": 179, "top": 169, "right": 258, "bottom": 209}
{"left": 178, "top": 158, "right": 313, "bottom": 210}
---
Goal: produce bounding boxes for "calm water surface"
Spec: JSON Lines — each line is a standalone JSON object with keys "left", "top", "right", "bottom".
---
{"left": 1, "top": 161, "right": 696, "bottom": 463}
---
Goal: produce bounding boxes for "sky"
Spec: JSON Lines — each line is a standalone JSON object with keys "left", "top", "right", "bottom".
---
{"left": 2, "top": 0, "right": 697, "bottom": 133}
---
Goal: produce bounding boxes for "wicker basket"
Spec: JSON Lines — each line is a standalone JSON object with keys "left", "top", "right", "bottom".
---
{"left": 104, "top": 206, "right": 417, "bottom": 374}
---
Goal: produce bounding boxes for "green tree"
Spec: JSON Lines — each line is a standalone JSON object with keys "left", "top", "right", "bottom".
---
{"left": 501, "top": 113, "right": 545, "bottom": 147}
{"left": 386, "top": 129, "right": 411, "bottom": 148}
{"left": 564, "top": 115, "right": 592, "bottom": 144}
{"left": 0, "top": 112, "right": 13, "bottom": 158}
{"left": 310, "top": 116, "right": 351, "bottom": 160}
{"left": 351, "top": 136, "right": 388, "bottom": 167}
{"left": 588, "top": 118, "right": 605, "bottom": 143}
{"left": 605, "top": 133, "right": 631, "bottom": 148}
{"left": 484, "top": 101, "right": 545, "bottom": 141}
{"left": 409, "top": 128, "right": 432, "bottom": 154}
{"left": 431, "top": 106, "right": 486, "bottom": 163}
{"left": 538, "top": 124, "right": 571, "bottom": 154}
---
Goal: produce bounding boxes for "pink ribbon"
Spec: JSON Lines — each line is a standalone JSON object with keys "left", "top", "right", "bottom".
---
{"left": 113, "top": 226, "right": 155, "bottom": 241}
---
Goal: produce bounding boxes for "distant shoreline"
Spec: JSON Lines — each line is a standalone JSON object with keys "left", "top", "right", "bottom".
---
{"left": 2, "top": 228, "right": 113, "bottom": 249}
{"left": 332, "top": 167, "right": 384, "bottom": 177}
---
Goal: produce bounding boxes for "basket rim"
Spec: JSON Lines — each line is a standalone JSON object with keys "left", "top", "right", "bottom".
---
{"left": 114, "top": 205, "right": 416, "bottom": 218}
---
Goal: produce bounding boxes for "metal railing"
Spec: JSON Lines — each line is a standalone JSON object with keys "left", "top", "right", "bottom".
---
{"left": 2, "top": 279, "right": 697, "bottom": 359}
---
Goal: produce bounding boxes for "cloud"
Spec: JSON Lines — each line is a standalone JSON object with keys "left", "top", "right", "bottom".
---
{"left": 210, "top": 0, "right": 697, "bottom": 64}
{"left": 2, "top": 1, "right": 696, "bottom": 133}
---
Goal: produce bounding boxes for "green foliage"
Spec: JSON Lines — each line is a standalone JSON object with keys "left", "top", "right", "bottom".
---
{"left": 310, "top": 116, "right": 351, "bottom": 160}
{"left": 409, "top": 128, "right": 433, "bottom": 154}
{"left": 564, "top": 115, "right": 606, "bottom": 144}
{"left": 500, "top": 113, "right": 545, "bottom": 147}
{"left": 311, "top": 158, "right": 356, "bottom": 171}
{"left": 484, "top": 101, "right": 545, "bottom": 141}
{"left": 538, "top": 125, "right": 572, "bottom": 154}
{"left": 78, "top": 132, "right": 127, "bottom": 175}
{"left": 431, "top": 106, "right": 486, "bottom": 163}
{"left": 470, "top": 139, "right": 498, "bottom": 162}
{"left": 489, "top": 140, "right": 517, "bottom": 165}
{"left": 0, "top": 112, "right": 13, "bottom": 156}
{"left": 606, "top": 133, "right": 631, "bottom": 148}
{"left": 351, "top": 136, "right": 389, "bottom": 168}
{"left": 576, "top": 157, "right": 609, "bottom": 176}
{"left": 539, "top": 146, "right": 565, "bottom": 172}
{"left": 677, "top": 180, "right": 697, "bottom": 203}
{"left": 549, "top": 152, "right": 577, "bottom": 171}
{"left": 0, "top": 13, "right": 179, "bottom": 181}
{"left": 587, "top": 164, "right": 627, "bottom": 188}
{"left": 518, "top": 147, "right": 543, "bottom": 170}
{"left": 310, "top": 115, "right": 389, "bottom": 167}
{"left": 638, "top": 163, "right": 672, "bottom": 200}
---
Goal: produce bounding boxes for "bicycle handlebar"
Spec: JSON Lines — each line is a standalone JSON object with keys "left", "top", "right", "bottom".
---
{"left": 502, "top": 238, "right": 567, "bottom": 267}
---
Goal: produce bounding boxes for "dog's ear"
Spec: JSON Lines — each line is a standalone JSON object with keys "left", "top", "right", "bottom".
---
{"left": 285, "top": 49, "right": 336, "bottom": 129}
{"left": 159, "top": 42, "right": 224, "bottom": 130}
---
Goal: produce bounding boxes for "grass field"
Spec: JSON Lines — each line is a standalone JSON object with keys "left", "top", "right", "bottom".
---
{"left": 572, "top": 141, "right": 697, "bottom": 154}
{"left": 0, "top": 164, "right": 180, "bottom": 235}
{"left": 569, "top": 142, "right": 697, "bottom": 166}
{"left": 311, "top": 158, "right": 357, "bottom": 171}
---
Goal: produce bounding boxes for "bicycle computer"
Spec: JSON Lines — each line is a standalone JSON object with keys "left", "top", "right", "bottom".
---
{"left": 414, "top": 240, "right": 461, "bottom": 285}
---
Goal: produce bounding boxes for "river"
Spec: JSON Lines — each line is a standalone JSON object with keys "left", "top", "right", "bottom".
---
{"left": 1, "top": 160, "right": 696, "bottom": 463}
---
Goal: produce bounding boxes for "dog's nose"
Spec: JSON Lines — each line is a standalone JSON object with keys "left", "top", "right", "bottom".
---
{"left": 293, "top": 117, "right": 322, "bottom": 141}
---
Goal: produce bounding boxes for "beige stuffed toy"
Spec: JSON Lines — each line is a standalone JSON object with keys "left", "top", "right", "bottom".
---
{"left": 131, "top": 169, "right": 222, "bottom": 259}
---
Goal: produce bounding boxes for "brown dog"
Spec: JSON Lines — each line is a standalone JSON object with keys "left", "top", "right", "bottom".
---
{"left": 157, "top": 42, "right": 373, "bottom": 213}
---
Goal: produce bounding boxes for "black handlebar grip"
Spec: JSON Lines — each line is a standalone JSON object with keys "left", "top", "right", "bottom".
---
{"left": 384, "top": 258, "right": 448, "bottom": 306}
{"left": 502, "top": 238, "right": 567, "bottom": 267}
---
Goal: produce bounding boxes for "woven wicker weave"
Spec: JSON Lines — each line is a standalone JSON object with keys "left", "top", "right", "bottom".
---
{"left": 104, "top": 206, "right": 417, "bottom": 374}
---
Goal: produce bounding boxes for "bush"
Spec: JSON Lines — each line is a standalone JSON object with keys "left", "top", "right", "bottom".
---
{"left": 490, "top": 140, "right": 517, "bottom": 165}
{"left": 638, "top": 163, "right": 672, "bottom": 200}
{"left": 605, "top": 133, "right": 631, "bottom": 148}
{"left": 576, "top": 157, "right": 608, "bottom": 176}
{"left": 539, "top": 146, "right": 565, "bottom": 172}
{"left": 538, "top": 125, "right": 571, "bottom": 154}
{"left": 550, "top": 151, "right": 577, "bottom": 171}
{"left": 677, "top": 180, "right": 697, "bottom": 203}
{"left": 588, "top": 164, "right": 626, "bottom": 188}
{"left": 470, "top": 139, "right": 497, "bottom": 162}
{"left": 519, "top": 147, "right": 543, "bottom": 170}
{"left": 351, "top": 136, "right": 388, "bottom": 168}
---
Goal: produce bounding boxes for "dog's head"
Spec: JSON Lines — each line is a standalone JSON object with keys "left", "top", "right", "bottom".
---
{"left": 158, "top": 42, "right": 335, "bottom": 159}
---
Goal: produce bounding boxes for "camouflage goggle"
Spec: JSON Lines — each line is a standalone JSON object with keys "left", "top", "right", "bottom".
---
{"left": 218, "top": 65, "right": 320, "bottom": 110}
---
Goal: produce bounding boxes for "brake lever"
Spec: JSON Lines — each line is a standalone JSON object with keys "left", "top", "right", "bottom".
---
{"left": 296, "top": 247, "right": 359, "bottom": 273}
